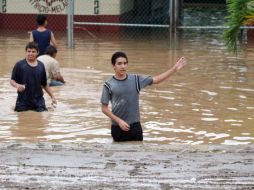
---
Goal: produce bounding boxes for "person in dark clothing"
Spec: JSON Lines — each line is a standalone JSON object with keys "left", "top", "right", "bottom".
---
{"left": 10, "top": 42, "right": 57, "bottom": 112}
{"left": 29, "top": 14, "right": 57, "bottom": 56}
{"left": 101, "top": 51, "right": 186, "bottom": 142}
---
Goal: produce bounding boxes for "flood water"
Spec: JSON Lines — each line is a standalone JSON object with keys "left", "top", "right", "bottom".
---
{"left": 0, "top": 29, "right": 253, "bottom": 145}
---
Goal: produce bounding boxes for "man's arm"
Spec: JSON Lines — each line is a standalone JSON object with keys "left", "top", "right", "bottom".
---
{"left": 50, "top": 32, "right": 57, "bottom": 48}
{"left": 101, "top": 104, "right": 130, "bottom": 131}
{"left": 54, "top": 73, "right": 65, "bottom": 83}
{"left": 43, "top": 85, "right": 57, "bottom": 105}
{"left": 153, "top": 57, "right": 186, "bottom": 84}
{"left": 10, "top": 79, "right": 25, "bottom": 92}
{"left": 29, "top": 32, "right": 34, "bottom": 42}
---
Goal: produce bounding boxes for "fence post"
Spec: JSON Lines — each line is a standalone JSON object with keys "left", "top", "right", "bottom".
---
{"left": 169, "top": 0, "right": 182, "bottom": 50}
{"left": 169, "top": 0, "right": 174, "bottom": 29}
{"left": 169, "top": 0, "right": 182, "bottom": 29}
{"left": 67, "top": 0, "right": 74, "bottom": 48}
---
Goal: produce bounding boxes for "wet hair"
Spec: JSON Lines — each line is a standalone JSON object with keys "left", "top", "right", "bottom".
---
{"left": 36, "top": 14, "right": 47, "bottom": 26}
{"left": 45, "top": 45, "right": 57, "bottom": 56}
{"left": 111, "top": 51, "right": 128, "bottom": 65}
{"left": 25, "top": 42, "right": 39, "bottom": 52}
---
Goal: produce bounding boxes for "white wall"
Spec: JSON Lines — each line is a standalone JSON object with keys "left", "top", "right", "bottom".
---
{"left": 1, "top": 0, "right": 134, "bottom": 15}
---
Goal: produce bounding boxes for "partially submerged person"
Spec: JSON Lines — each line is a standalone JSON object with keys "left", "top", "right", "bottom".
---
{"left": 37, "top": 45, "right": 65, "bottom": 86}
{"left": 101, "top": 51, "right": 186, "bottom": 142}
{"left": 29, "top": 14, "right": 57, "bottom": 56}
{"left": 10, "top": 42, "right": 56, "bottom": 112}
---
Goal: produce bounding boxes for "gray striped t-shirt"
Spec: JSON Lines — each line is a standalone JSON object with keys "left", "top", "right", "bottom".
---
{"left": 101, "top": 74, "right": 153, "bottom": 126}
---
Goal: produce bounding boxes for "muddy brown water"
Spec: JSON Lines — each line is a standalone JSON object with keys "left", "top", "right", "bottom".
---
{"left": 0, "top": 29, "right": 253, "bottom": 145}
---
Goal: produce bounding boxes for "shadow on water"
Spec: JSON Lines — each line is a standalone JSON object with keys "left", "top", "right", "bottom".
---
{"left": 0, "top": 28, "right": 253, "bottom": 145}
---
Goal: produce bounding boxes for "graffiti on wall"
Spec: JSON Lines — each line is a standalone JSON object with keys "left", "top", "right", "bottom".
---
{"left": 29, "top": 0, "right": 68, "bottom": 13}
{"left": 94, "top": 0, "right": 99, "bottom": 15}
{"left": 2, "top": 0, "right": 7, "bottom": 13}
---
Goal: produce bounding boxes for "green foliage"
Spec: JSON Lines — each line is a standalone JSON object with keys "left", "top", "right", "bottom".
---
{"left": 223, "top": 0, "right": 253, "bottom": 53}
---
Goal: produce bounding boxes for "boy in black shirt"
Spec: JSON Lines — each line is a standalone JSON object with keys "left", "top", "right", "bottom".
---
{"left": 10, "top": 42, "right": 56, "bottom": 112}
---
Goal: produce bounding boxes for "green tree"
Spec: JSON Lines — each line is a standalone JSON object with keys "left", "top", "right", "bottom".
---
{"left": 223, "top": 0, "right": 254, "bottom": 53}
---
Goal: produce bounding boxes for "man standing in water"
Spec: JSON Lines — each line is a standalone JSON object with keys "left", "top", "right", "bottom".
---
{"left": 101, "top": 51, "right": 186, "bottom": 142}
{"left": 29, "top": 14, "right": 57, "bottom": 56}
{"left": 37, "top": 45, "right": 65, "bottom": 86}
{"left": 10, "top": 42, "right": 56, "bottom": 112}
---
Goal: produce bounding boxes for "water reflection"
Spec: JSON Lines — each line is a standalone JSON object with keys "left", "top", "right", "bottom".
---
{"left": 0, "top": 29, "right": 253, "bottom": 145}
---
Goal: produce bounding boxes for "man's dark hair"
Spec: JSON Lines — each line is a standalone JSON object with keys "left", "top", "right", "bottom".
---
{"left": 111, "top": 51, "right": 128, "bottom": 65}
{"left": 25, "top": 42, "right": 39, "bottom": 52}
{"left": 36, "top": 14, "right": 47, "bottom": 26}
{"left": 45, "top": 45, "right": 57, "bottom": 56}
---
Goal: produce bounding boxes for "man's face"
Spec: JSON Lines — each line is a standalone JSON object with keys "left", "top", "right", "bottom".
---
{"left": 26, "top": 48, "right": 38, "bottom": 62}
{"left": 113, "top": 57, "right": 128, "bottom": 76}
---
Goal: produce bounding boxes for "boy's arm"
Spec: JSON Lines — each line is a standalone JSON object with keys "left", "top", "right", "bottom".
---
{"left": 153, "top": 57, "right": 186, "bottom": 84}
{"left": 43, "top": 85, "right": 57, "bottom": 105}
{"left": 10, "top": 79, "right": 25, "bottom": 92}
{"left": 50, "top": 32, "right": 57, "bottom": 48}
{"left": 29, "top": 32, "right": 34, "bottom": 42}
{"left": 101, "top": 104, "right": 130, "bottom": 131}
{"left": 54, "top": 73, "right": 65, "bottom": 83}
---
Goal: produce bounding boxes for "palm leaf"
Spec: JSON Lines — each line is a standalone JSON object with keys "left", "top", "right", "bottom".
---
{"left": 223, "top": 0, "right": 253, "bottom": 53}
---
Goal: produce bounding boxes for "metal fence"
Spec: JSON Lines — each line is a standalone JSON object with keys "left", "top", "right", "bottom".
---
{"left": 0, "top": 0, "right": 228, "bottom": 47}
{"left": 70, "top": 0, "right": 227, "bottom": 28}
{"left": 67, "top": 0, "right": 228, "bottom": 47}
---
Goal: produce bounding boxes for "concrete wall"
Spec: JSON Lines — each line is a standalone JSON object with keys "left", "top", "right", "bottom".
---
{"left": 0, "top": 0, "right": 134, "bottom": 15}
{"left": 0, "top": 0, "right": 134, "bottom": 31}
